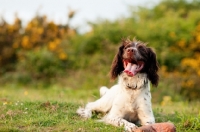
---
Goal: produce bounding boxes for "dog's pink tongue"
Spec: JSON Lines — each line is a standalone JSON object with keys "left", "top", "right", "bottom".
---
{"left": 124, "top": 62, "right": 138, "bottom": 76}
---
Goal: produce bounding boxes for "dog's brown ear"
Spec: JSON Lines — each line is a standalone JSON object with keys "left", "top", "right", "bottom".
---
{"left": 146, "top": 48, "right": 159, "bottom": 87}
{"left": 110, "top": 45, "right": 124, "bottom": 80}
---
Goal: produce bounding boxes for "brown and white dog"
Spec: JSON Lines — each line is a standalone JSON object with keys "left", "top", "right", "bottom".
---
{"left": 77, "top": 38, "right": 159, "bottom": 132}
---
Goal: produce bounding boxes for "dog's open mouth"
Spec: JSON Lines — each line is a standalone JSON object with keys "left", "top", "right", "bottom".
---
{"left": 123, "top": 60, "right": 144, "bottom": 76}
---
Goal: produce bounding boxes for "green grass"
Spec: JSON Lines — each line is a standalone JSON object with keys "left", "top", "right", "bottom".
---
{"left": 0, "top": 84, "right": 199, "bottom": 132}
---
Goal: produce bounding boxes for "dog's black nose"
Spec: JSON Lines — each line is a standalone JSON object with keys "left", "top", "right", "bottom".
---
{"left": 127, "top": 48, "right": 135, "bottom": 54}
{"left": 127, "top": 49, "right": 133, "bottom": 53}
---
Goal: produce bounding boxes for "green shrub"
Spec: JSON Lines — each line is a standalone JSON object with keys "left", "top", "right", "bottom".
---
{"left": 16, "top": 48, "right": 67, "bottom": 81}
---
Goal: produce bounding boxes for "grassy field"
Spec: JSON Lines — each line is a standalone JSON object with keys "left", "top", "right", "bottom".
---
{"left": 0, "top": 84, "right": 199, "bottom": 132}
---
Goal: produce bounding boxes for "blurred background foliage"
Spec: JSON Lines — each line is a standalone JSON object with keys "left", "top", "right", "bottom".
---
{"left": 0, "top": 0, "right": 200, "bottom": 102}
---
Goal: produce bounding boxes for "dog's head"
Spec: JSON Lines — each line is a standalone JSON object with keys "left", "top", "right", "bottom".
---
{"left": 110, "top": 38, "right": 159, "bottom": 87}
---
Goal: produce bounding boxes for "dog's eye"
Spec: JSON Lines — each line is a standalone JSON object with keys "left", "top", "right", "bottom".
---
{"left": 124, "top": 45, "right": 130, "bottom": 50}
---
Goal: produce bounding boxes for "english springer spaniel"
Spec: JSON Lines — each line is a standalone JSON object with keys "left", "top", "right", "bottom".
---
{"left": 77, "top": 38, "right": 159, "bottom": 132}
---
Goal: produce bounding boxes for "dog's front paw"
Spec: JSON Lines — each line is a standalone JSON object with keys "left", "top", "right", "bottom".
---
{"left": 76, "top": 107, "right": 92, "bottom": 118}
{"left": 124, "top": 122, "right": 138, "bottom": 132}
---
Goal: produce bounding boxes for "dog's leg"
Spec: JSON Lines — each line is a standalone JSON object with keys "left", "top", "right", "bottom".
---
{"left": 104, "top": 116, "right": 138, "bottom": 132}
{"left": 76, "top": 107, "right": 92, "bottom": 118}
{"left": 77, "top": 97, "right": 113, "bottom": 118}
{"left": 77, "top": 85, "right": 119, "bottom": 118}
{"left": 137, "top": 99, "right": 155, "bottom": 126}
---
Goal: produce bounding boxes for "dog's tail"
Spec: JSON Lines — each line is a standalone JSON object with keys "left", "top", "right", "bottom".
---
{"left": 100, "top": 86, "right": 109, "bottom": 97}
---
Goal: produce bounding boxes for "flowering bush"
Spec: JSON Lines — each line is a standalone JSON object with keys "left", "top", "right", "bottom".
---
{"left": 16, "top": 48, "right": 67, "bottom": 80}
{"left": 0, "top": 0, "right": 200, "bottom": 100}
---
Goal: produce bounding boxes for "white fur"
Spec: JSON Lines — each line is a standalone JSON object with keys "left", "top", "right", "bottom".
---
{"left": 76, "top": 72, "right": 155, "bottom": 131}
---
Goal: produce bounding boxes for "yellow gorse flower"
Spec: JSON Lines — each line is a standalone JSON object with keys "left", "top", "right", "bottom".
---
{"left": 21, "top": 36, "right": 31, "bottom": 49}
{"left": 58, "top": 52, "right": 67, "bottom": 60}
